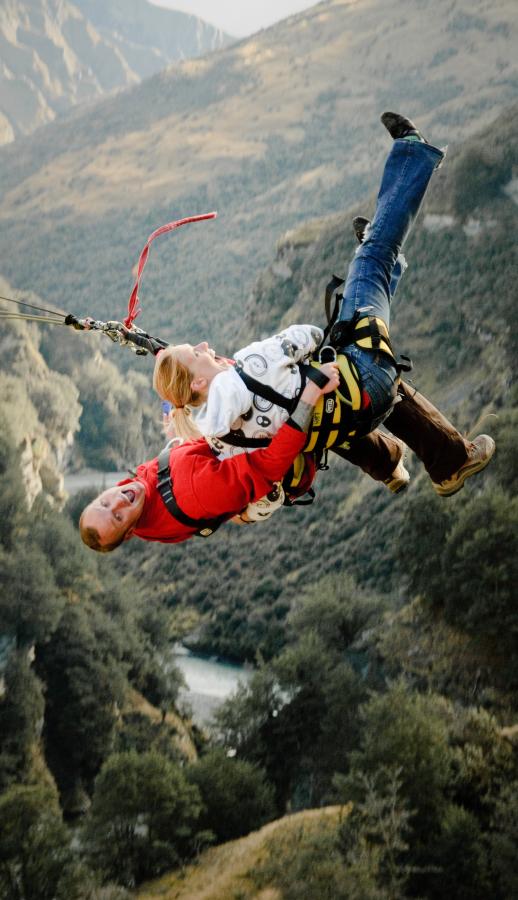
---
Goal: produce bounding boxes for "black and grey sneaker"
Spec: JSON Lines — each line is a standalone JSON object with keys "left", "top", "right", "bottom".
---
{"left": 381, "top": 111, "right": 427, "bottom": 143}
{"left": 353, "top": 216, "right": 370, "bottom": 244}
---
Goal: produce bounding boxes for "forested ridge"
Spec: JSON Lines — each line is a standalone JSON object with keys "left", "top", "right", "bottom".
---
{"left": 0, "top": 100, "right": 517, "bottom": 897}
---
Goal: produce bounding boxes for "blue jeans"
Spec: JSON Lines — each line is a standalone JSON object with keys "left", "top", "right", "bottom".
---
{"left": 339, "top": 138, "right": 445, "bottom": 431}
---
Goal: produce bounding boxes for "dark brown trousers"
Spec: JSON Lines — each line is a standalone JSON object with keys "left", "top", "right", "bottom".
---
{"left": 335, "top": 381, "right": 470, "bottom": 484}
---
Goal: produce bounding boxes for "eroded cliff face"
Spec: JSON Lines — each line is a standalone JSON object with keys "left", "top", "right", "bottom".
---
{"left": 0, "top": 0, "right": 231, "bottom": 145}
{"left": 0, "top": 282, "right": 81, "bottom": 507}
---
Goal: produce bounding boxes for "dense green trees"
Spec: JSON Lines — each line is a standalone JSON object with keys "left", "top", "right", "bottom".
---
{"left": 346, "top": 681, "right": 453, "bottom": 837}
{"left": 84, "top": 751, "right": 202, "bottom": 887}
{"left": 73, "top": 357, "right": 156, "bottom": 470}
{"left": 0, "top": 652, "right": 44, "bottom": 791}
{"left": 216, "top": 580, "right": 380, "bottom": 809}
{"left": 0, "top": 413, "right": 27, "bottom": 550}
{"left": 0, "top": 784, "right": 74, "bottom": 900}
{"left": 36, "top": 604, "right": 122, "bottom": 796}
{"left": 187, "top": 749, "right": 275, "bottom": 842}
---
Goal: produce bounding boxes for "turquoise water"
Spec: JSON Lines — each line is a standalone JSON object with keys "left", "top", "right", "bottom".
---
{"left": 173, "top": 646, "right": 251, "bottom": 726}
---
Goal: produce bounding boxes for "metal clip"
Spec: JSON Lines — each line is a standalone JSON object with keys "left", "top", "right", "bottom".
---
{"left": 319, "top": 345, "right": 337, "bottom": 363}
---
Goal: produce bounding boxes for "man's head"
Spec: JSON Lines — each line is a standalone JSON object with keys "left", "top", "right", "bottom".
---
{"left": 79, "top": 481, "right": 146, "bottom": 553}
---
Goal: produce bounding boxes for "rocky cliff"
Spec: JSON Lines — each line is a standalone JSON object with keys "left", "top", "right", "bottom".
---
{"left": 0, "top": 0, "right": 232, "bottom": 144}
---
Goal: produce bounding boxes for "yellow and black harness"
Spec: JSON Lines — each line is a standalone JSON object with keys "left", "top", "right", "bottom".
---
{"left": 222, "top": 275, "right": 411, "bottom": 461}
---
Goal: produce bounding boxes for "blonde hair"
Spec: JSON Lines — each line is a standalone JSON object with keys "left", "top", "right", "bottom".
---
{"left": 153, "top": 347, "right": 204, "bottom": 441}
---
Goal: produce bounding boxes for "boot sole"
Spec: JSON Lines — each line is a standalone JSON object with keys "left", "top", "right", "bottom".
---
{"left": 433, "top": 445, "right": 495, "bottom": 497}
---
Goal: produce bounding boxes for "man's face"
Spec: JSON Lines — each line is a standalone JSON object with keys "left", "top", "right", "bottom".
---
{"left": 82, "top": 481, "right": 146, "bottom": 547}
{"left": 175, "top": 342, "right": 230, "bottom": 385}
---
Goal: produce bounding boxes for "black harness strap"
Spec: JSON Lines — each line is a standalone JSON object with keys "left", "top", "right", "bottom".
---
{"left": 219, "top": 432, "right": 271, "bottom": 448}
{"left": 299, "top": 364, "right": 331, "bottom": 390}
{"left": 235, "top": 368, "right": 297, "bottom": 412}
{"left": 330, "top": 315, "right": 412, "bottom": 375}
{"left": 156, "top": 447, "right": 227, "bottom": 537}
{"left": 322, "top": 275, "right": 344, "bottom": 345}
{"left": 224, "top": 365, "right": 330, "bottom": 451}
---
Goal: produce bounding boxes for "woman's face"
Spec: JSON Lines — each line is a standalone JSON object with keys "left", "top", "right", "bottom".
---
{"left": 175, "top": 342, "right": 230, "bottom": 384}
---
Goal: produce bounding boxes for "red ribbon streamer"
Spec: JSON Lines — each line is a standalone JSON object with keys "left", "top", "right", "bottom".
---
{"left": 124, "top": 211, "right": 218, "bottom": 328}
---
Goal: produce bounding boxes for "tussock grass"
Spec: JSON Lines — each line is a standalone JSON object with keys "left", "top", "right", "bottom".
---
{"left": 137, "top": 806, "right": 343, "bottom": 900}
{"left": 125, "top": 688, "right": 197, "bottom": 763}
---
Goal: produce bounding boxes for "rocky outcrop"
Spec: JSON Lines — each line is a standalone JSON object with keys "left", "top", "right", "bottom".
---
{"left": 0, "top": 0, "right": 232, "bottom": 144}
{"left": 0, "top": 285, "right": 81, "bottom": 507}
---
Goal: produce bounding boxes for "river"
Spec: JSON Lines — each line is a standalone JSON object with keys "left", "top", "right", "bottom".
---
{"left": 64, "top": 470, "right": 130, "bottom": 494}
{"left": 64, "top": 473, "right": 251, "bottom": 727}
{"left": 173, "top": 646, "right": 251, "bottom": 728}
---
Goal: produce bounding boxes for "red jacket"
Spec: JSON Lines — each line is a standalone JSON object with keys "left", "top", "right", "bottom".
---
{"left": 120, "top": 420, "right": 307, "bottom": 544}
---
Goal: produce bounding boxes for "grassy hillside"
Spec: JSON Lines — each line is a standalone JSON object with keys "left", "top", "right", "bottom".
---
{"left": 0, "top": 0, "right": 516, "bottom": 351}
{"left": 138, "top": 806, "right": 343, "bottom": 900}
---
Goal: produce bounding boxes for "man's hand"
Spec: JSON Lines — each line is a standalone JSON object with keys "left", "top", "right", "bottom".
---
{"left": 231, "top": 483, "right": 285, "bottom": 525}
{"left": 318, "top": 362, "right": 340, "bottom": 394}
{"left": 301, "top": 362, "right": 340, "bottom": 405}
{"left": 291, "top": 362, "right": 340, "bottom": 433}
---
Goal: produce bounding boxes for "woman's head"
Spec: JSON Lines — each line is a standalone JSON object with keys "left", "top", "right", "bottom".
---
{"left": 153, "top": 343, "right": 229, "bottom": 441}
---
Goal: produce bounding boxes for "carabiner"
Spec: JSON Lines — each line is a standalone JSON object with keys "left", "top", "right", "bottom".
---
{"left": 319, "top": 345, "right": 337, "bottom": 364}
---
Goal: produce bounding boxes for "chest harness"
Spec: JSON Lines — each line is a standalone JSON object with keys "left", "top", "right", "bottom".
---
{"left": 156, "top": 445, "right": 229, "bottom": 538}
{"left": 219, "top": 275, "right": 411, "bottom": 461}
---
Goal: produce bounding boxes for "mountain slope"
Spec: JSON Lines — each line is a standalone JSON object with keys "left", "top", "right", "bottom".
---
{"left": 0, "top": 0, "right": 231, "bottom": 144}
{"left": 0, "top": 0, "right": 516, "bottom": 350}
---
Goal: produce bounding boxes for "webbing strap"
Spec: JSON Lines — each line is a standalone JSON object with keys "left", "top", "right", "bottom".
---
{"left": 336, "top": 354, "right": 362, "bottom": 411}
{"left": 235, "top": 368, "right": 296, "bottom": 412}
{"left": 228, "top": 364, "right": 330, "bottom": 451}
{"left": 156, "top": 447, "right": 226, "bottom": 537}
{"left": 299, "top": 363, "right": 331, "bottom": 390}
{"left": 329, "top": 315, "right": 412, "bottom": 374}
{"left": 322, "top": 275, "right": 345, "bottom": 345}
{"left": 219, "top": 431, "right": 271, "bottom": 448}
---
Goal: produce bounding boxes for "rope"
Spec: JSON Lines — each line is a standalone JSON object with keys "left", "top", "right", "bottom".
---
{"left": 0, "top": 312, "right": 67, "bottom": 325}
{"left": 0, "top": 293, "right": 66, "bottom": 319}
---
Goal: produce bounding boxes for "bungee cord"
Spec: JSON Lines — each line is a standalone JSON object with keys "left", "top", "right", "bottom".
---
{"left": 0, "top": 313, "right": 68, "bottom": 325}
{"left": 0, "top": 293, "right": 66, "bottom": 320}
{"left": 0, "top": 291, "right": 166, "bottom": 355}
{"left": 0, "top": 210, "right": 218, "bottom": 356}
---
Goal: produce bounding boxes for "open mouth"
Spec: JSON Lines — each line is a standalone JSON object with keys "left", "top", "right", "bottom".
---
{"left": 122, "top": 489, "right": 136, "bottom": 503}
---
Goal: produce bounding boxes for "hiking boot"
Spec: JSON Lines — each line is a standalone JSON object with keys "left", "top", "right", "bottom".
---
{"left": 384, "top": 452, "right": 410, "bottom": 494}
{"left": 353, "top": 216, "right": 370, "bottom": 244}
{"left": 432, "top": 434, "right": 495, "bottom": 497}
{"left": 381, "top": 111, "right": 427, "bottom": 143}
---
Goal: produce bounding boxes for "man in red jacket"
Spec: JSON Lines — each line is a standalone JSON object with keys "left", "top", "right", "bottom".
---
{"left": 79, "top": 367, "right": 339, "bottom": 552}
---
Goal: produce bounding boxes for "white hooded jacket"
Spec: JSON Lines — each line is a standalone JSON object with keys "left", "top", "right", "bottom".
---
{"left": 190, "top": 324, "right": 323, "bottom": 459}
